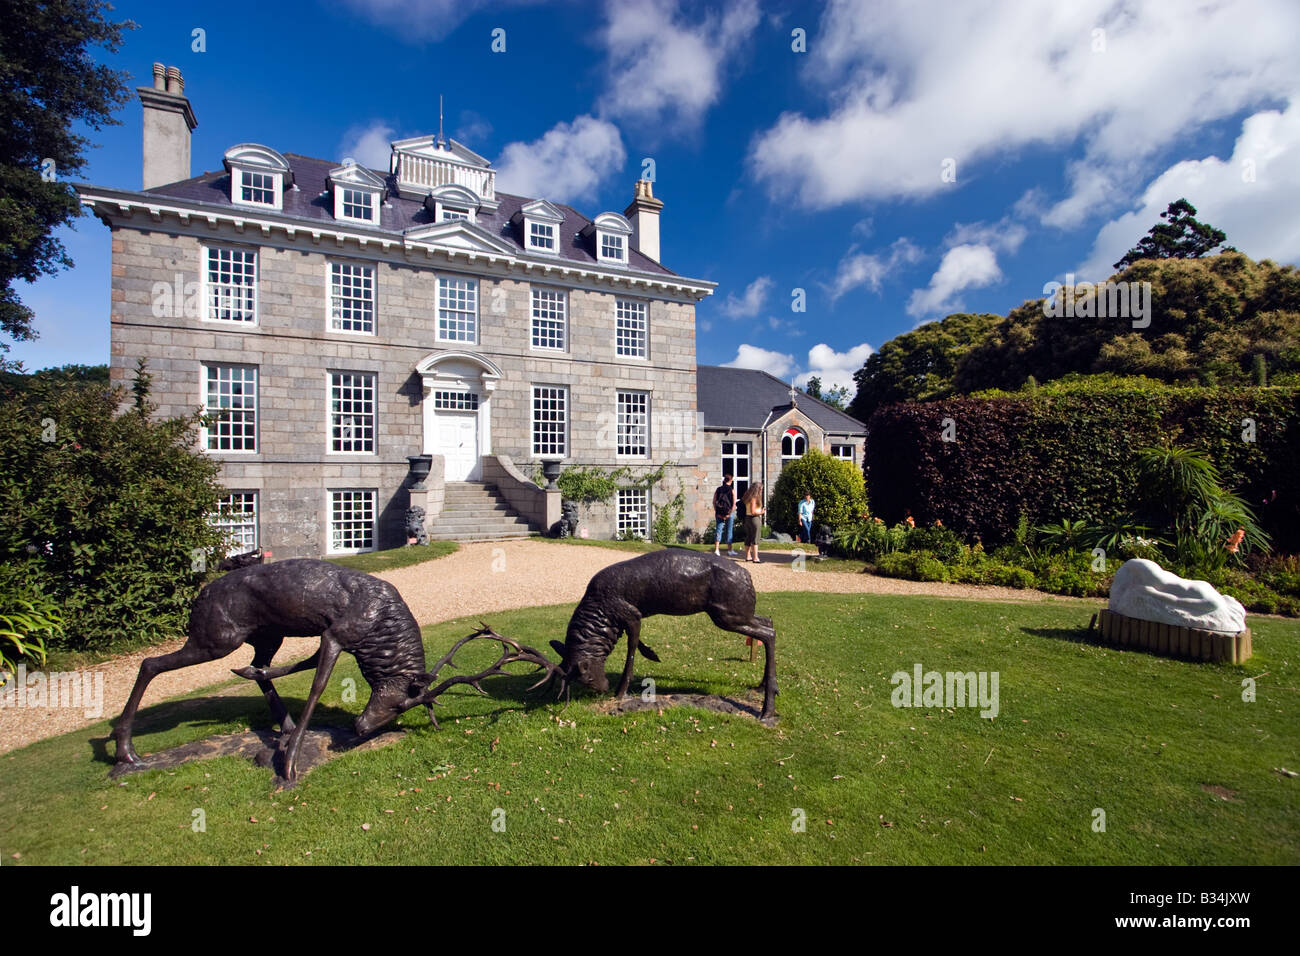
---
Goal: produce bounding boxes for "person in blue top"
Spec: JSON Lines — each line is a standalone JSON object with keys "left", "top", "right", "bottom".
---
{"left": 798, "top": 492, "right": 816, "bottom": 544}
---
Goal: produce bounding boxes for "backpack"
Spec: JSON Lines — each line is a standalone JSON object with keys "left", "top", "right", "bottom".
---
{"left": 713, "top": 485, "right": 733, "bottom": 514}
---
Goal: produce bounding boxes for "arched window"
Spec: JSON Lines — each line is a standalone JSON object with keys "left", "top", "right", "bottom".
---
{"left": 781, "top": 427, "right": 806, "bottom": 459}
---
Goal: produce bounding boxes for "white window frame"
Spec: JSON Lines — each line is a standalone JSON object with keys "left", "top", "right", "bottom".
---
{"left": 531, "top": 385, "right": 568, "bottom": 458}
{"left": 598, "top": 231, "right": 627, "bottom": 264}
{"left": 616, "top": 390, "right": 650, "bottom": 458}
{"left": 527, "top": 219, "right": 557, "bottom": 253}
{"left": 437, "top": 203, "right": 473, "bottom": 224}
{"left": 327, "top": 371, "right": 378, "bottom": 455}
{"left": 202, "top": 245, "right": 258, "bottom": 325}
{"left": 722, "top": 441, "right": 751, "bottom": 501}
{"left": 336, "top": 186, "right": 378, "bottom": 224}
{"left": 615, "top": 298, "right": 648, "bottom": 359}
{"left": 201, "top": 363, "right": 258, "bottom": 453}
{"left": 214, "top": 491, "right": 259, "bottom": 555}
{"left": 328, "top": 489, "right": 377, "bottom": 554}
{"left": 530, "top": 286, "right": 568, "bottom": 352}
{"left": 832, "top": 443, "right": 855, "bottom": 463}
{"left": 233, "top": 168, "right": 281, "bottom": 210}
{"left": 436, "top": 275, "right": 479, "bottom": 344}
{"left": 327, "top": 260, "right": 376, "bottom": 335}
{"left": 781, "top": 428, "right": 807, "bottom": 460}
{"left": 617, "top": 488, "right": 650, "bottom": 539}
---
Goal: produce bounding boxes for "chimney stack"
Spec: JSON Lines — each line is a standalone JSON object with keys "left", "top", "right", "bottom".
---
{"left": 137, "top": 62, "right": 197, "bottom": 189}
{"left": 624, "top": 178, "right": 664, "bottom": 263}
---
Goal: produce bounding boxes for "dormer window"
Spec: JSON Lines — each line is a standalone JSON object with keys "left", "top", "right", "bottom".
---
{"left": 224, "top": 144, "right": 292, "bottom": 211}
{"left": 423, "top": 184, "right": 483, "bottom": 225}
{"left": 240, "top": 170, "right": 278, "bottom": 206}
{"left": 515, "top": 199, "right": 566, "bottom": 257}
{"left": 529, "top": 221, "right": 555, "bottom": 251}
{"left": 328, "top": 160, "right": 386, "bottom": 226}
{"left": 583, "top": 212, "right": 633, "bottom": 265}
{"left": 601, "top": 233, "right": 625, "bottom": 262}
{"left": 341, "top": 188, "right": 375, "bottom": 222}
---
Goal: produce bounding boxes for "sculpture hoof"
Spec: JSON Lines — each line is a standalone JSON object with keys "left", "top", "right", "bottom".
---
{"left": 231, "top": 665, "right": 264, "bottom": 680}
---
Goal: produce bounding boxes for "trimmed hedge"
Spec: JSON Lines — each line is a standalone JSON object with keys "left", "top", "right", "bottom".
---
{"left": 864, "top": 382, "right": 1300, "bottom": 550}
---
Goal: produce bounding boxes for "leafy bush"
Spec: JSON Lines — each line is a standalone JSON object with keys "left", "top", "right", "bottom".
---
{"left": 768, "top": 448, "right": 868, "bottom": 536}
{"left": 833, "top": 517, "right": 906, "bottom": 561}
{"left": 652, "top": 492, "right": 684, "bottom": 545}
{"left": 874, "top": 551, "right": 950, "bottom": 583}
{"left": 865, "top": 382, "right": 1300, "bottom": 550}
{"left": 0, "top": 368, "right": 228, "bottom": 652}
{"left": 0, "top": 563, "right": 59, "bottom": 672}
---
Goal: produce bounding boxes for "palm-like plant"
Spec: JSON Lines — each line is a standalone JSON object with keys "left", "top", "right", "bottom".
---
{"left": 1133, "top": 445, "right": 1268, "bottom": 572}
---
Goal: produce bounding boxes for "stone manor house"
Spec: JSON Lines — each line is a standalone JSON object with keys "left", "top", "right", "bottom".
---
{"left": 78, "top": 65, "right": 865, "bottom": 558}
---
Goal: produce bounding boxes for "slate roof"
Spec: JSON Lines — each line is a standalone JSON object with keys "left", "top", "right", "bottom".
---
{"left": 140, "top": 151, "right": 677, "bottom": 277}
{"left": 697, "top": 365, "right": 867, "bottom": 435}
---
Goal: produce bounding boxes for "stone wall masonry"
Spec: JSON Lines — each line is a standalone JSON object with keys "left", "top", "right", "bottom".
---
{"left": 107, "top": 220, "right": 712, "bottom": 556}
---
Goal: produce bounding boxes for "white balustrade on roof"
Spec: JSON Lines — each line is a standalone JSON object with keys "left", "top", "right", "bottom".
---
{"left": 396, "top": 151, "right": 494, "bottom": 201}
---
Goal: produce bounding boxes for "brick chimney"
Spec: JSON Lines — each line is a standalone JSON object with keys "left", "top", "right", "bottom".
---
{"left": 137, "top": 62, "right": 197, "bottom": 189}
{"left": 623, "top": 178, "right": 664, "bottom": 263}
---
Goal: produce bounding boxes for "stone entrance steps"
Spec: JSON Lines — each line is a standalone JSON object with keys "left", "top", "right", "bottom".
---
{"left": 428, "top": 481, "right": 535, "bottom": 541}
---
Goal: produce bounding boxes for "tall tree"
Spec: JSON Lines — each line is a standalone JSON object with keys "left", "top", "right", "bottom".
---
{"left": 0, "top": 1, "right": 134, "bottom": 370}
{"left": 1113, "top": 198, "right": 1229, "bottom": 271}
{"left": 847, "top": 312, "right": 1002, "bottom": 422}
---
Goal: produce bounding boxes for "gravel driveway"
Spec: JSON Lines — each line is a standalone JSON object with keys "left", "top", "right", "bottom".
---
{"left": 0, "top": 541, "right": 1080, "bottom": 754}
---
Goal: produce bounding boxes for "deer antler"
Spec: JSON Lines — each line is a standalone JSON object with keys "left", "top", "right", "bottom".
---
{"left": 410, "top": 623, "right": 565, "bottom": 728}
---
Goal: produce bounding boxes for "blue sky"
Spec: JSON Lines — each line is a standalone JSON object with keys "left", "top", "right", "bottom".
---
{"left": 12, "top": 0, "right": 1300, "bottom": 396}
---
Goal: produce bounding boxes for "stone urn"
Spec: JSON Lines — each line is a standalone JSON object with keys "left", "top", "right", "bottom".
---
{"left": 540, "top": 457, "right": 564, "bottom": 490}
{"left": 406, "top": 454, "right": 433, "bottom": 490}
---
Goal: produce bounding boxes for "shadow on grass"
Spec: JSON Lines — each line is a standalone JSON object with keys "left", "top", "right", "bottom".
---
{"left": 1020, "top": 625, "right": 1103, "bottom": 646}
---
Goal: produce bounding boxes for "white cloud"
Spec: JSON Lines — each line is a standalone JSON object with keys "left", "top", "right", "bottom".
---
{"left": 600, "top": 0, "right": 759, "bottom": 132}
{"left": 494, "top": 115, "right": 626, "bottom": 204}
{"left": 1076, "top": 98, "right": 1300, "bottom": 280}
{"left": 340, "top": 0, "right": 539, "bottom": 40}
{"left": 454, "top": 111, "right": 493, "bottom": 147}
{"left": 749, "top": 0, "right": 1300, "bottom": 211}
{"left": 945, "top": 219, "right": 1027, "bottom": 255}
{"left": 723, "top": 344, "right": 796, "bottom": 378}
{"left": 797, "top": 342, "right": 874, "bottom": 398}
{"left": 720, "top": 276, "right": 774, "bottom": 318}
{"left": 829, "top": 238, "right": 922, "bottom": 301}
{"left": 906, "top": 244, "right": 1002, "bottom": 318}
{"left": 338, "top": 121, "right": 395, "bottom": 171}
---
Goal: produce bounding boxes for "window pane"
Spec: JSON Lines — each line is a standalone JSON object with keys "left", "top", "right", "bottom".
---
{"left": 532, "top": 386, "right": 567, "bottom": 457}
{"left": 531, "top": 288, "right": 566, "bottom": 350}
{"left": 617, "top": 390, "right": 648, "bottom": 456}
{"left": 331, "top": 490, "right": 375, "bottom": 552}
{"left": 331, "top": 372, "right": 376, "bottom": 452}
{"left": 438, "top": 277, "right": 477, "bottom": 342}
{"left": 330, "top": 262, "right": 374, "bottom": 333}
{"left": 207, "top": 247, "right": 257, "bottom": 322}
{"left": 204, "top": 364, "right": 257, "bottom": 451}
{"left": 615, "top": 299, "right": 647, "bottom": 357}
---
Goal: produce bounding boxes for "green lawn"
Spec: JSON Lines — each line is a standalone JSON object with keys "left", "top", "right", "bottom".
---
{"left": 3, "top": 593, "right": 1296, "bottom": 865}
{"left": 326, "top": 541, "right": 458, "bottom": 573}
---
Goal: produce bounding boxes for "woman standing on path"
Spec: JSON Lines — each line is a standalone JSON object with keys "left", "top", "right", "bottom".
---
{"left": 739, "top": 482, "right": 765, "bottom": 564}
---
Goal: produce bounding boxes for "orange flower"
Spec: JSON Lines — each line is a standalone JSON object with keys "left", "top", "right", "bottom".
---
{"left": 1225, "top": 527, "right": 1245, "bottom": 554}
{"left": 905, "top": 516, "right": 915, "bottom": 528}
{"left": 873, "top": 517, "right": 884, "bottom": 524}
{"left": 934, "top": 519, "right": 943, "bottom": 527}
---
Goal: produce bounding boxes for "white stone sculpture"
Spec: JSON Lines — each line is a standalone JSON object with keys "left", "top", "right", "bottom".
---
{"left": 1108, "top": 558, "right": 1247, "bottom": 634}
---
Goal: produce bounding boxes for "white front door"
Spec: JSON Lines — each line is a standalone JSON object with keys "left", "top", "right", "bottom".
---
{"left": 439, "top": 412, "right": 478, "bottom": 481}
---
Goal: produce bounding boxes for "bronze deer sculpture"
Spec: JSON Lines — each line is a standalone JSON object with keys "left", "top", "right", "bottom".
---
{"left": 549, "top": 549, "right": 778, "bottom": 720}
{"left": 112, "top": 559, "right": 556, "bottom": 784}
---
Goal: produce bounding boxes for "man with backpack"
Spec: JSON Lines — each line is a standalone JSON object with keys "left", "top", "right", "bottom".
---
{"left": 713, "top": 473, "right": 737, "bottom": 556}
